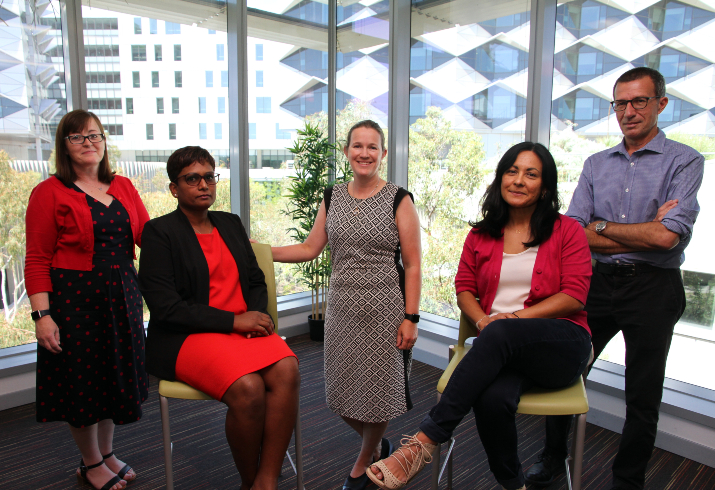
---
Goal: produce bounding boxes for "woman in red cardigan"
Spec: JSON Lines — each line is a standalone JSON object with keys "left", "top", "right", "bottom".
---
{"left": 368, "top": 142, "right": 593, "bottom": 490}
{"left": 25, "top": 110, "right": 149, "bottom": 490}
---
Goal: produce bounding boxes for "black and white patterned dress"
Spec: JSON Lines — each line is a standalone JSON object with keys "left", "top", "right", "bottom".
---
{"left": 324, "top": 181, "right": 413, "bottom": 423}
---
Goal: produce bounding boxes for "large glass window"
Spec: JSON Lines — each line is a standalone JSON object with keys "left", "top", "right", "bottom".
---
{"left": 408, "top": 0, "right": 531, "bottom": 319}
{"left": 550, "top": 0, "right": 715, "bottom": 391}
{"left": 0, "top": 3, "right": 66, "bottom": 349}
{"left": 247, "top": 2, "right": 331, "bottom": 296}
{"left": 154, "top": 45, "right": 162, "bottom": 61}
{"left": 131, "top": 45, "right": 146, "bottom": 61}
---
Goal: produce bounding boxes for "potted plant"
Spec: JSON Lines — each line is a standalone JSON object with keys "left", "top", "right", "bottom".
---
{"left": 284, "top": 123, "right": 351, "bottom": 341}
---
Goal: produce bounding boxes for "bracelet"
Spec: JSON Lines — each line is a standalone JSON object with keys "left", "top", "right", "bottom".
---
{"left": 476, "top": 315, "right": 488, "bottom": 329}
{"left": 512, "top": 312, "right": 520, "bottom": 318}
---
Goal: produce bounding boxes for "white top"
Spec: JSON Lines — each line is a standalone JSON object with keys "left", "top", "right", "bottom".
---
{"left": 490, "top": 245, "right": 539, "bottom": 315}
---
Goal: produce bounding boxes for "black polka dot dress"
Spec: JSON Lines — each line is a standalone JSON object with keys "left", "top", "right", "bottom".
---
{"left": 36, "top": 185, "right": 148, "bottom": 428}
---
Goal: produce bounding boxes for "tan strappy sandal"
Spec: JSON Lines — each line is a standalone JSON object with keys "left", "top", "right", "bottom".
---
{"left": 366, "top": 434, "right": 436, "bottom": 489}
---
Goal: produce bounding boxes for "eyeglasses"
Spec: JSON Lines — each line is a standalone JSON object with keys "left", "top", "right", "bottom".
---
{"left": 176, "top": 172, "right": 220, "bottom": 186}
{"left": 610, "top": 97, "right": 659, "bottom": 112}
{"left": 65, "top": 133, "right": 106, "bottom": 145}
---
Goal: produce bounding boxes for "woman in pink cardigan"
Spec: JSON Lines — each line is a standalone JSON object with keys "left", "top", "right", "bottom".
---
{"left": 368, "top": 142, "right": 593, "bottom": 490}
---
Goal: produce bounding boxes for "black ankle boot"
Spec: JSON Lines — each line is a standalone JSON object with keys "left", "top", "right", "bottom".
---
{"left": 524, "top": 452, "right": 566, "bottom": 487}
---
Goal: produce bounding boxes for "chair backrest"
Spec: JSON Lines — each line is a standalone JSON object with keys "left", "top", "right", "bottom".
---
{"left": 251, "top": 242, "right": 278, "bottom": 331}
{"left": 458, "top": 312, "right": 479, "bottom": 347}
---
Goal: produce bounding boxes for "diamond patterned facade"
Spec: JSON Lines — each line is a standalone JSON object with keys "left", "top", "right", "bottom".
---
{"left": 0, "top": 0, "right": 61, "bottom": 159}
{"left": 277, "top": 0, "right": 715, "bottom": 143}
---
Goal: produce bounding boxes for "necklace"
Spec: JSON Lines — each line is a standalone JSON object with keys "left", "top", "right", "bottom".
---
{"left": 77, "top": 179, "right": 104, "bottom": 191}
{"left": 350, "top": 181, "right": 379, "bottom": 216}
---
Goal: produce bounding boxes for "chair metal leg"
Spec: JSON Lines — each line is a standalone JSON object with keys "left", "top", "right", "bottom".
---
{"left": 431, "top": 442, "right": 442, "bottom": 490}
{"left": 160, "top": 395, "right": 174, "bottom": 490}
{"left": 570, "top": 413, "right": 587, "bottom": 490}
{"left": 446, "top": 442, "right": 453, "bottom": 490}
{"left": 295, "top": 406, "right": 304, "bottom": 490}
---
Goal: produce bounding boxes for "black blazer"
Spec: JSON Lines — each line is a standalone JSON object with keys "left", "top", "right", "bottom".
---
{"left": 138, "top": 208, "right": 270, "bottom": 381}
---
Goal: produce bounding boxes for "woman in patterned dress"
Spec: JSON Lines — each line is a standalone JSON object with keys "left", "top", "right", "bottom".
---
{"left": 25, "top": 110, "right": 150, "bottom": 490}
{"left": 272, "top": 120, "right": 422, "bottom": 490}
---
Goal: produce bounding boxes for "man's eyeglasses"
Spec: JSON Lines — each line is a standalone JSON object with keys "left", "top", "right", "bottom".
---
{"left": 65, "top": 133, "right": 106, "bottom": 145}
{"left": 176, "top": 172, "right": 220, "bottom": 186}
{"left": 610, "top": 97, "right": 659, "bottom": 112}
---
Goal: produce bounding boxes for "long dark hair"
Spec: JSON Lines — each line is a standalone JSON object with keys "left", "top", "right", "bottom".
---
{"left": 54, "top": 110, "right": 114, "bottom": 185}
{"left": 471, "top": 142, "right": 560, "bottom": 247}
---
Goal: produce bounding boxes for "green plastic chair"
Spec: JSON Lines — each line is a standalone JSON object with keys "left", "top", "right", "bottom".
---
{"left": 158, "top": 242, "right": 304, "bottom": 490}
{"left": 431, "top": 313, "right": 590, "bottom": 490}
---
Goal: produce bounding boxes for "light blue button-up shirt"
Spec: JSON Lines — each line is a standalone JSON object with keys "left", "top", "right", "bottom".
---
{"left": 566, "top": 130, "right": 704, "bottom": 269}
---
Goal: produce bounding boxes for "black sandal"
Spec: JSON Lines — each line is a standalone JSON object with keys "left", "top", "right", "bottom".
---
{"left": 103, "top": 452, "right": 135, "bottom": 482}
{"left": 77, "top": 459, "right": 124, "bottom": 490}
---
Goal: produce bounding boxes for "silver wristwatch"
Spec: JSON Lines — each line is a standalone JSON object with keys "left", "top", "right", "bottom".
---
{"left": 595, "top": 221, "right": 608, "bottom": 234}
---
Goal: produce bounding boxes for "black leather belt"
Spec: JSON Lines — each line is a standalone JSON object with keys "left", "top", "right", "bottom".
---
{"left": 594, "top": 261, "right": 660, "bottom": 277}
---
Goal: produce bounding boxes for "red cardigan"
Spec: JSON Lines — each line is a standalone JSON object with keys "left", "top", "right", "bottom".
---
{"left": 24, "top": 175, "right": 149, "bottom": 296}
{"left": 455, "top": 215, "right": 592, "bottom": 334}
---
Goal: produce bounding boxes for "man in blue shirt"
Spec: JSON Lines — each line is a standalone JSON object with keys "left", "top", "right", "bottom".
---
{"left": 525, "top": 67, "right": 704, "bottom": 490}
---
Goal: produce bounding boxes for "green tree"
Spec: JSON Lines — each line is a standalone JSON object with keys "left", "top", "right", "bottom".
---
{"left": 408, "top": 107, "right": 487, "bottom": 319}
{"left": 0, "top": 150, "right": 41, "bottom": 343}
{"left": 667, "top": 133, "right": 715, "bottom": 160}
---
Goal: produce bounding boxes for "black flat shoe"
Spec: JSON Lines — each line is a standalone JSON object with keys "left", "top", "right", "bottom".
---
{"left": 380, "top": 437, "right": 394, "bottom": 460}
{"left": 524, "top": 451, "right": 566, "bottom": 487}
{"left": 343, "top": 472, "right": 371, "bottom": 490}
{"left": 76, "top": 459, "right": 124, "bottom": 490}
{"left": 103, "top": 452, "right": 135, "bottom": 482}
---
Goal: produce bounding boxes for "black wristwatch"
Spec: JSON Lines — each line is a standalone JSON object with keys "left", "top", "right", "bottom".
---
{"left": 31, "top": 309, "right": 52, "bottom": 321}
{"left": 404, "top": 313, "right": 420, "bottom": 323}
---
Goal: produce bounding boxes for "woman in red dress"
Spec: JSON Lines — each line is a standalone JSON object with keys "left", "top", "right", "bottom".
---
{"left": 26, "top": 110, "right": 149, "bottom": 490}
{"left": 139, "top": 146, "right": 299, "bottom": 490}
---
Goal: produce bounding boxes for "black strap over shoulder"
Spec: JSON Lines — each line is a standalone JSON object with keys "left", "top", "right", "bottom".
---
{"left": 324, "top": 186, "right": 334, "bottom": 214}
{"left": 393, "top": 187, "right": 414, "bottom": 218}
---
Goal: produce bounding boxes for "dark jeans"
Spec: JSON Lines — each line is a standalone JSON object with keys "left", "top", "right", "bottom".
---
{"left": 543, "top": 267, "right": 685, "bottom": 490}
{"left": 419, "top": 318, "right": 592, "bottom": 490}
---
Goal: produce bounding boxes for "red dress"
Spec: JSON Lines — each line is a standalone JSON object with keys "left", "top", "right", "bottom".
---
{"left": 174, "top": 228, "right": 295, "bottom": 400}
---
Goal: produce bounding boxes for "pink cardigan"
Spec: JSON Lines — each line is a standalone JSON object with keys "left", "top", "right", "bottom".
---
{"left": 24, "top": 175, "right": 149, "bottom": 296}
{"left": 455, "top": 215, "right": 592, "bottom": 334}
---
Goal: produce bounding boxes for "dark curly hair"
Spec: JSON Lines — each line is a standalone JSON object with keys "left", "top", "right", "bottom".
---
{"left": 470, "top": 142, "right": 561, "bottom": 247}
{"left": 166, "top": 146, "right": 215, "bottom": 183}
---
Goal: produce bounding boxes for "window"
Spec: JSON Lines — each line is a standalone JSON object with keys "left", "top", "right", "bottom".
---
{"left": 249, "top": 122, "right": 256, "bottom": 139}
{"left": 256, "top": 44, "right": 263, "bottom": 60}
{"left": 134, "top": 17, "right": 142, "bottom": 34}
{"left": 84, "top": 45, "right": 119, "bottom": 57}
{"left": 126, "top": 98, "right": 134, "bottom": 114}
{"left": 174, "top": 44, "right": 181, "bottom": 61}
{"left": 256, "top": 96, "right": 271, "bottom": 113}
{"left": 146, "top": 123, "right": 154, "bottom": 140}
{"left": 209, "top": 29, "right": 216, "bottom": 34}
{"left": 152, "top": 71, "right": 159, "bottom": 87}
{"left": 256, "top": 70, "right": 263, "bottom": 87}
{"left": 149, "top": 18, "right": 157, "bottom": 34}
{"left": 87, "top": 99, "right": 122, "bottom": 110}
{"left": 217, "top": 44, "right": 225, "bottom": 61}
{"left": 172, "top": 97, "right": 179, "bottom": 114}
{"left": 198, "top": 97, "right": 206, "bottom": 113}
{"left": 169, "top": 123, "right": 176, "bottom": 140}
{"left": 131, "top": 45, "right": 147, "bottom": 61}
{"left": 218, "top": 97, "right": 225, "bottom": 113}
{"left": 215, "top": 123, "right": 222, "bottom": 140}
{"left": 165, "top": 22, "right": 181, "bottom": 34}
{"left": 104, "top": 124, "right": 124, "bottom": 136}
{"left": 154, "top": 45, "right": 162, "bottom": 61}
{"left": 86, "top": 72, "right": 121, "bottom": 83}
{"left": 199, "top": 123, "right": 207, "bottom": 139}
{"left": 174, "top": 71, "right": 182, "bottom": 87}
{"left": 206, "top": 71, "right": 213, "bottom": 87}
{"left": 82, "top": 18, "right": 118, "bottom": 30}
{"left": 276, "top": 123, "right": 291, "bottom": 139}
{"left": 156, "top": 98, "right": 164, "bottom": 114}
{"left": 133, "top": 71, "right": 140, "bottom": 87}
{"left": 221, "top": 71, "right": 228, "bottom": 87}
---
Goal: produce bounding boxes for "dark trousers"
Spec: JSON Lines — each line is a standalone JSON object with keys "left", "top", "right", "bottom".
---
{"left": 543, "top": 267, "right": 685, "bottom": 490}
{"left": 419, "top": 318, "right": 592, "bottom": 490}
